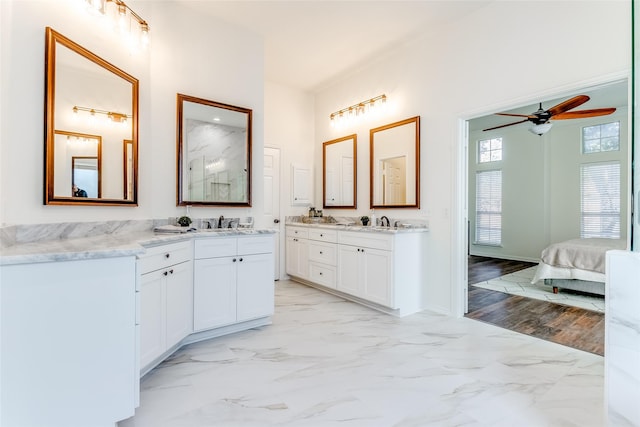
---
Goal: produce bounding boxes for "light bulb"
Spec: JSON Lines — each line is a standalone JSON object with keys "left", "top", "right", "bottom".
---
{"left": 117, "top": 4, "right": 127, "bottom": 32}
{"left": 140, "top": 23, "right": 150, "bottom": 48}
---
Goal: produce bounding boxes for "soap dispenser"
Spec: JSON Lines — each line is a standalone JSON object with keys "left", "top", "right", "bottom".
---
{"left": 370, "top": 209, "right": 376, "bottom": 227}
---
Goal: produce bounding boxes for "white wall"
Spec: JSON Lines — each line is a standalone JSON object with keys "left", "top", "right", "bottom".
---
{"left": 468, "top": 108, "right": 629, "bottom": 262}
{"left": 264, "top": 81, "right": 315, "bottom": 278}
{"left": 0, "top": 0, "right": 264, "bottom": 226}
{"left": 264, "top": 80, "right": 315, "bottom": 219}
{"left": 314, "top": 0, "right": 631, "bottom": 314}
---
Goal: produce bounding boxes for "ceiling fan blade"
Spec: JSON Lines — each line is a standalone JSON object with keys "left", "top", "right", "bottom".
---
{"left": 495, "top": 113, "right": 537, "bottom": 119}
{"left": 483, "top": 118, "right": 529, "bottom": 131}
{"left": 551, "top": 108, "right": 616, "bottom": 120}
{"left": 547, "top": 95, "right": 590, "bottom": 116}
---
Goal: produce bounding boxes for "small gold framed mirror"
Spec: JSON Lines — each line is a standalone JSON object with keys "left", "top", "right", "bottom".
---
{"left": 370, "top": 116, "right": 420, "bottom": 209}
{"left": 323, "top": 134, "right": 357, "bottom": 209}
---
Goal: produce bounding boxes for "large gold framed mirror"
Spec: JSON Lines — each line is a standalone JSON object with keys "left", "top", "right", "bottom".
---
{"left": 370, "top": 116, "right": 420, "bottom": 209}
{"left": 44, "top": 27, "right": 138, "bottom": 205}
{"left": 177, "top": 94, "right": 252, "bottom": 206}
{"left": 323, "top": 134, "right": 357, "bottom": 209}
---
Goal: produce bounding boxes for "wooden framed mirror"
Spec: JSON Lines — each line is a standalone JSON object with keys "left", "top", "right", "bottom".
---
{"left": 370, "top": 116, "right": 420, "bottom": 208}
{"left": 323, "top": 134, "right": 357, "bottom": 209}
{"left": 44, "top": 27, "right": 138, "bottom": 205}
{"left": 177, "top": 93, "right": 252, "bottom": 206}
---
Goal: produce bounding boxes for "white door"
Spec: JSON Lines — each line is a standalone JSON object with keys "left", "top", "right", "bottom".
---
{"left": 383, "top": 156, "right": 406, "bottom": 205}
{"left": 264, "top": 147, "right": 281, "bottom": 279}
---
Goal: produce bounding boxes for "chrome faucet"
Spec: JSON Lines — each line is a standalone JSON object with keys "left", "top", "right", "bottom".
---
{"left": 380, "top": 216, "right": 390, "bottom": 227}
{"left": 218, "top": 215, "right": 224, "bottom": 228}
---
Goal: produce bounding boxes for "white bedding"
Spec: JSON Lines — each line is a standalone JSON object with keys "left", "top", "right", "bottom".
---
{"left": 531, "top": 261, "right": 605, "bottom": 284}
{"left": 531, "top": 238, "right": 626, "bottom": 285}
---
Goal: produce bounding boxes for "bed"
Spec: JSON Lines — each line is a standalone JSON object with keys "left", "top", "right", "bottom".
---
{"left": 531, "top": 238, "right": 626, "bottom": 296}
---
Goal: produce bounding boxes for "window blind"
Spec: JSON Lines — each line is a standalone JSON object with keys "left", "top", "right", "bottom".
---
{"left": 475, "top": 170, "right": 502, "bottom": 245}
{"left": 580, "top": 162, "right": 620, "bottom": 238}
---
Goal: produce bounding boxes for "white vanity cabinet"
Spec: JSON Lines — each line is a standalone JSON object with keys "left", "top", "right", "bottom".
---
{"left": 285, "top": 226, "right": 309, "bottom": 279}
{"left": 337, "top": 231, "right": 393, "bottom": 307}
{"left": 286, "top": 225, "right": 427, "bottom": 316}
{"left": 138, "top": 241, "right": 193, "bottom": 371}
{"left": 193, "top": 234, "right": 274, "bottom": 331}
{"left": 1, "top": 256, "right": 137, "bottom": 427}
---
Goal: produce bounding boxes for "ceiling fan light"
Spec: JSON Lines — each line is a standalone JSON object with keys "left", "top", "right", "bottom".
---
{"left": 529, "top": 122, "right": 553, "bottom": 136}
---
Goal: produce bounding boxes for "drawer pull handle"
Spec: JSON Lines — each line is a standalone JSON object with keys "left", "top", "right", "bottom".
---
{"left": 320, "top": 234, "right": 324, "bottom": 237}
{"left": 163, "top": 271, "right": 168, "bottom": 276}
{"left": 239, "top": 258, "right": 243, "bottom": 262}
{"left": 165, "top": 253, "right": 170, "bottom": 258}
{"left": 169, "top": 269, "right": 174, "bottom": 274}
{"left": 233, "top": 258, "right": 237, "bottom": 262}
{"left": 319, "top": 251, "right": 323, "bottom": 254}
{"left": 319, "top": 272, "right": 323, "bottom": 275}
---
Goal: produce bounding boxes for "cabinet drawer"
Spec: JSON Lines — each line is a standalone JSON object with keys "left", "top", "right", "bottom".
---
{"left": 195, "top": 237, "right": 237, "bottom": 259}
{"left": 138, "top": 241, "right": 192, "bottom": 274}
{"left": 238, "top": 235, "right": 274, "bottom": 255}
{"left": 338, "top": 231, "right": 393, "bottom": 251}
{"left": 308, "top": 241, "right": 337, "bottom": 265}
{"left": 286, "top": 226, "right": 309, "bottom": 239}
{"left": 308, "top": 228, "right": 337, "bottom": 243}
{"left": 309, "top": 262, "right": 336, "bottom": 288}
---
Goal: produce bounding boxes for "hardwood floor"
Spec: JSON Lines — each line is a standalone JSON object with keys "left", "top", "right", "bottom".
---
{"left": 465, "top": 256, "right": 605, "bottom": 356}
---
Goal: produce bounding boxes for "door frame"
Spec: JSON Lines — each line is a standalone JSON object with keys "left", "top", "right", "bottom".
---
{"left": 452, "top": 72, "right": 631, "bottom": 317}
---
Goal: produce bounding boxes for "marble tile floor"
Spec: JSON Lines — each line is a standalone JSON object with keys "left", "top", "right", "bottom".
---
{"left": 471, "top": 267, "right": 606, "bottom": 313}
{"left": 120, "top": 280, "right": 605, "bottom": 427}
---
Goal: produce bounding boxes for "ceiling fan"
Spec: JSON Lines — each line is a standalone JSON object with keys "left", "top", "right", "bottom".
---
{"left": 483, "top": 95, "right": 616, "bottom": 135}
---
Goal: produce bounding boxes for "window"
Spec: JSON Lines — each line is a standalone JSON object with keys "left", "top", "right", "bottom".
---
{"left": 478, "top": 137, "right": 502, "bottom": 163}
{"left": 475, "top": 170, "right": 502, "bottom": 245}
{"left": 580, "top": 162, "right": 620, "bottom": 238}
{"left": 582, "top": 122, "right": 620, "bottom": 154}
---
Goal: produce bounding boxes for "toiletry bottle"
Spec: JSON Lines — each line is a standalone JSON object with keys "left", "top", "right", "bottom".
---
{"left": 370, "top": 209, "right": 376, "bottom": 227}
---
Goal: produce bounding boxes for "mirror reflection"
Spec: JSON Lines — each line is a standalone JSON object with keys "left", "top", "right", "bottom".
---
{"left": 54, "top": 129, "right": 102, "bottom": 199}
{"left": 370, "top": 116, "right": 420, "bottom": 208}
{"left": 177, "top": 94, "right": 252, "bottom": 206}
{"left": 45, "top": 27, "right": 138, "bottom": 205}
{"left": 323, "top": 134, "right": 357, "bottom": 209}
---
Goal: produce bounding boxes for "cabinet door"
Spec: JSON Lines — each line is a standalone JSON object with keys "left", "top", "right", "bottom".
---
{"left": 285, "top": 237, "right": 309, "bottom": 279}
{"left": 362, "top": 248, "right": 393, "bottom": 308}
{"left": 337, "top": 245, "right": 361, "bottom": 296}
{"left": 193, "top": 257, "right": 237, "bottom": 331}
{"left": 139, "top": 270, "right": 165, "bottom": 369}
{"left": 237, "top": 253, "right": 275, "bottom": 322}
{"left": 291, "top": 164, "right": 311, "bottom": 205}
{"left": 165, "top": 261, "right": 193, "bottom": 349}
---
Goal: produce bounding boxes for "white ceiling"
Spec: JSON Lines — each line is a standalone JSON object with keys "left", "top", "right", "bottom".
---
{"left": 173, "top": 1, "right": 628, "bottom": 127}
{"left": 176, "top": 0, "right": 494, "bottom": 92}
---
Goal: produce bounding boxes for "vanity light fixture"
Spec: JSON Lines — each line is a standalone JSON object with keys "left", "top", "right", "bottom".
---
{"left": 330, "top": 94, "right": 386, "bottom": 127}
{"left": 73, "top": 105, "right": 132, "bottom": 124}
{"left": 82, "top": 0, "right": 150, "bottom": 49}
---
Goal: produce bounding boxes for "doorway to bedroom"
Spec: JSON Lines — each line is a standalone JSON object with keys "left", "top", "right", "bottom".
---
{"left": 461, "top": 78, "right": 630, "bottom": 353}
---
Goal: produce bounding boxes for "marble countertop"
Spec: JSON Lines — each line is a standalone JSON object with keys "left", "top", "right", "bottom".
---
{"left": 285, "top": 222, "right": 429, "bottom": 234}
{"left": 0, "top": 228, "right": 275, "bottom": 266}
